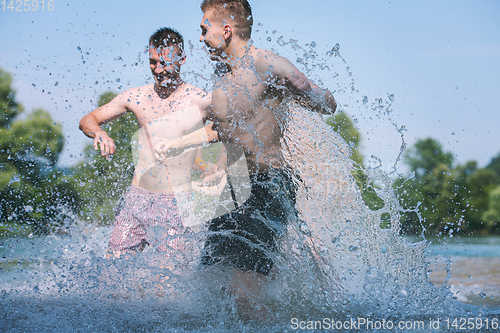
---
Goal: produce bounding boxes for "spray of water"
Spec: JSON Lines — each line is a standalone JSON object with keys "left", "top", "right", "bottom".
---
{"left": 1, "top": 35, "right": 498, "bottom": 332}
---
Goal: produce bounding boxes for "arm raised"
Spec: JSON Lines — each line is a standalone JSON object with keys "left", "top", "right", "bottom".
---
{"left": 79, "top": 92, "right": 131, "bottom": 156}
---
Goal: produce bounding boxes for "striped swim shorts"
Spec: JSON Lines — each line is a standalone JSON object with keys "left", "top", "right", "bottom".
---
{"left": 108, "top": 185, "right": 193, "bottom": 255}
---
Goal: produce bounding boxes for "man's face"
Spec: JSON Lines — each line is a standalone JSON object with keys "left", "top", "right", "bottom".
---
{"left": 199, "top": 10, "right": 226, "bottom": 61}
{"left": 149, "top": 44, "right": 185, "bottom": 85}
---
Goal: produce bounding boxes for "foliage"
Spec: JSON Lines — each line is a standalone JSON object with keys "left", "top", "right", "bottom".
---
{"left": 403, "top": 138, "right": 453, "bottom": 180}
{"left": 326, "top": 112, "right": 384, "bottom": 211}
{"left": 0, "top": 67, "right": 79, "bottom": 235}
{"left": 70, "top": 92, "right": 138, "bottom": 225}
{"left": 394, "top": 138, "right": 500, "bottom": 235}
{"left": 481, "top": 185, "right": 500, "bottom": 233}
{"left": 486, "top": 152, "right": 500, "bottom": 179}
{"left": 0, "top": 68, "right": 23, "bottom": 127}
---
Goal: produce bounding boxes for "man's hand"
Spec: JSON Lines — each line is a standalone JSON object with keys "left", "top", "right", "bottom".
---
{"left": 94, "top": 131, "right": 115, "bottom": 156}
{"left": 202, "top": 169, "right": 226, "bottom": 186}
{"left": 280, "top": 71, "right": 336, "bottom": 115}
{"left": 280, "top": 71, "right": 312, "bottom": 93}
{"left": 155, "top": 139, "right": 186, "bottom": 161}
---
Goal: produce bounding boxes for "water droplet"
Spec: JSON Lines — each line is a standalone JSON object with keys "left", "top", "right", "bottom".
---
{"left": 451, "top": 132, "right": 455, "bottom": 135}
{"left": 266, "top": 37, "right": 271, "bottom": 42}
{"left": 24, "top": 206, "right": 33, "bottom": 213}
{"left": 348, "top": 245, "right": 358, "bottom": 252}
{"left": 77, "top": 46, "right": 81, "bottom": 51}
{"left": 32, "top": 83, "right": 36, "bottom": 87}
{"left": 381, "top": 245, "right": 387, "bottom": 254}
{"left": 54, "top": 82, "right": 58, "bottom": 86}
{"left": 479, "top": 292, "right": 486, "bottom": 298}
{"left": 362, "top": 96, "right": 368, "bottom": 105}
{"left": 310, "top": 41, "right": 316, "bottom": 48}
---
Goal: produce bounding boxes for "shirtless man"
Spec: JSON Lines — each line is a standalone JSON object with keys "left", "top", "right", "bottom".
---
{"left": 196, "top": 0, "right": 337, "bottom": 317}
{"left": 79, "top": 27, "right": 215, "bottom": 258}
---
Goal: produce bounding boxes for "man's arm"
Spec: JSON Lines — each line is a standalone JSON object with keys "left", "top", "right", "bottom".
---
{"left": 265, "top": 51, "right": 337, "bottom": 115}
{"left": 79, "top": 92, "right": 130, "bottom": 156}
{"left": 155, "top": 123, "right": 219, "bottom": 160}
{"left": 198, "top": 90, "right": 215, "bottom": 123}
{"left": 284, "top": 73, "right": 337, "bottom": 115}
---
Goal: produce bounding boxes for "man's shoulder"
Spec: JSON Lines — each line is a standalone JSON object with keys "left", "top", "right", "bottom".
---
{"left": 253, "top": 47, "right": 277, "bottom": 58}
{"left": 183, "top": 83, "right": 208, "bottom": 95}
{"left": 112, "top": 84, "right": 155, "bottom": 114}
{"left": 183, "top": 83, "right": 211, "bottom": 102}
{"left": 121, "top": 83, "right": 154, "bottom": 96}
{"left": 251, "top": 46, "right": 296, "bottom": 79}
{"left": 250, "top": 47, "right": 291, "bottom": 78}
{"left": 252, "top": 47, "right": 280, "bottom": 65}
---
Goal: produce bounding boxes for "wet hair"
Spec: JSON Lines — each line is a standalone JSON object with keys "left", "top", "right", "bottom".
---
{"left": 200, "top": 0, "right": 253, "bottom": 40}
{"left": 149, "top": 27, "right": 184, "bottom": 55}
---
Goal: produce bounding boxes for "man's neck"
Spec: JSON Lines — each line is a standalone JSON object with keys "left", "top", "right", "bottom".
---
{"left": 154, "top": 80, "right": 184, "bottom": 99}
{"left": 225, "top": 39, "right": 254, "bottom": 71}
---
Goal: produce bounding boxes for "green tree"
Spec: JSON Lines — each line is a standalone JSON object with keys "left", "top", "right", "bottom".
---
{"left": 326, "top": 112, "right": 384, "bottom": 211}
{"left": 486, "top": 152, "right": 500, "bottom": 179}
{"left": 0, "top": 68, "right": 23, "bottom": 127}
{"left": 394, "top": 161, "right": 458, "bottom": 234}
{"left": 394, "top": 138, "right": 500, "bottom": 235}
{"left": 404, "top": 138, "right": 453, "bottom": 180}
{"left": 71, "top": 91, "right": 138, "bottom": 225}
{"left": 453, "top": 162, "right": 499, "bottom": 232}
{"left": 0, "top": 68, "right": 79, "bottom": 235}
{"left": 482, "top": 185, "right": 500, "bottom": 233}
{"left": 325, "top": 112, "right": 363, "bottom": 165}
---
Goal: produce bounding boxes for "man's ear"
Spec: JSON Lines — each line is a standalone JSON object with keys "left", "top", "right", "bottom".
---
{"left": 179, "top": 55, "right": 187, "bottom": 66}
{"left": 223, "top": 24, "right": 232, "bottom": 40}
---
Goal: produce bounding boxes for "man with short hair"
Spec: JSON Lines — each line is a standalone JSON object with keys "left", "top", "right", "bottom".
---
{"left": 79, "top": 27, "right": 215, "bottom": 258}
{"left": 197, "top": 0, "right": 337, "bottom": 318}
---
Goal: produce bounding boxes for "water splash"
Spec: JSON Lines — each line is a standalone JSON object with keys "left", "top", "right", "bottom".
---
{"left": 2, "top": 37, "right": 499, "bottom": 332}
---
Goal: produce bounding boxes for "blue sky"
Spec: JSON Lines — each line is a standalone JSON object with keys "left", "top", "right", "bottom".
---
{"left": 1, "top": 0, "right": 499, "bottom": 174}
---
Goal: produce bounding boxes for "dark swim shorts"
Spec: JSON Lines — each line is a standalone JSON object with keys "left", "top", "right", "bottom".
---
{"left": 200, "top": 168, "right": 298, "bottom": 275}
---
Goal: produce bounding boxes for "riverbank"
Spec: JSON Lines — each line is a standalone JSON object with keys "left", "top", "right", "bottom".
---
{"left": 423, "top": 235, "right": 500, "bottom": 307}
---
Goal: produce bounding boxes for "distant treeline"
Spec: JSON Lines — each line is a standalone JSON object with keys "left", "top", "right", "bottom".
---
{"left": 393, "top": 138, "right": 500, "bottom": 236}
{"left": 0, "top": 67, "right": 498, "bottom": 236}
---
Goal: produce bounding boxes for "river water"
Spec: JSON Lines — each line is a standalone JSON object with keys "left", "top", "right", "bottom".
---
{"left": 1, "top": 104, "right": 499, "bottom": 332}
{"left": 1, "top": 230, "right": 499, "bottom": 332}
{"left": 425, "top": 236, "right": 500, "bottom": 308}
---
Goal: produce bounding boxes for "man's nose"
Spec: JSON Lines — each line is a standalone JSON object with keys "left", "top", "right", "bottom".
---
{"left": 154, "top": 63, "right": 164, "bottom": 73}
